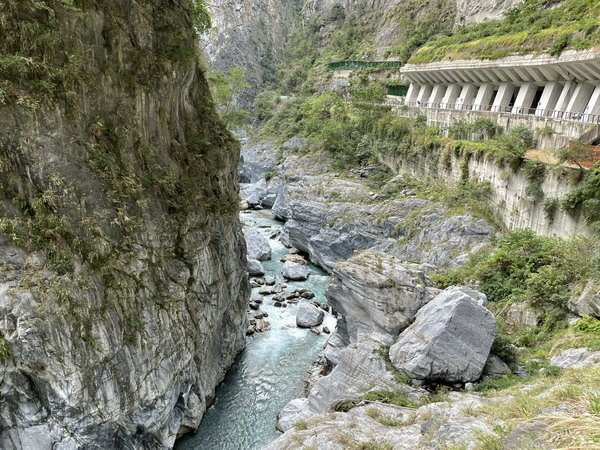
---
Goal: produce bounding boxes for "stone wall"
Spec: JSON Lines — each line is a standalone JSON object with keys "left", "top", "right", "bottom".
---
{"left": 379, "top": 150, "right": 592, "bottom": 238}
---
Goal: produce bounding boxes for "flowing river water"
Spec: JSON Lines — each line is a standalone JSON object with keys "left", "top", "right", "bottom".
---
{"left": 176, "top": 209, "right": 336, "bottom": 450}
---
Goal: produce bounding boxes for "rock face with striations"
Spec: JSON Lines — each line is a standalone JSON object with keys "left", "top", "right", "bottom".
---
{"left": 390, "top": 287, "right": 497, "bottom": 383}
{"left": 273, "top": 172, "right": 494, "bottom": 273}
{"left": 244, "top": 228, "right": 272, "bottom": 261}
{"left": 202, "top": 0, "right": 299, "bottom": 107}
{"left": 0, "top": 1, "right": 248, "bottom": 448}
{"left": 325, "top": 251, "right": 440, "bottom": 344}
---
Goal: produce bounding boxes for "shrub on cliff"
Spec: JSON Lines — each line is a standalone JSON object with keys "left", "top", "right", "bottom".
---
{"left": 562, "top": 162, "right": 600, "bottom": 234}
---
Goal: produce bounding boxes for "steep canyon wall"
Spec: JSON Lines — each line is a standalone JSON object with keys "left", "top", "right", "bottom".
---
{"left": 0, "top": 1, "right": 248, "bottom": 448}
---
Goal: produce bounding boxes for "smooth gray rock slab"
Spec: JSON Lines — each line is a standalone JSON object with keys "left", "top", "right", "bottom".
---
{"left": 568, "top": 281, "right": 600, "bottom": 318}
{"left": 282, "top": 136, "right": 309, "bottom": 151}
{"left": 296, "top": 302, "right": 324, "bottom": 328}
{"left": 390, "top": 287, "right": 497, "bottom": 383}
{"left": 244, "top": 228, "right": 271, "bottom": 261}
{"left": 281, "top": 261, "right": 309, "bottom": 281}
{"left": 504, "top": 301, "right": 542, "bottom": 328}
{"left": 550, "top": 348, "right": 600, "bottom": 369}
{"left": 247, "top": 258, "right": 265, "bottom": 276}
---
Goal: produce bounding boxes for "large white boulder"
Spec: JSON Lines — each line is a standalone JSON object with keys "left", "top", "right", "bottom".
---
{"left": 244, "top": 228, "right": 271, "bottom": 261}
{"left": 389, "top": 287, "right": 496, "bottom": 383}
{"left": 281, "top": 261, "right": 309, "bottom": 281}
{"left": 296, "top": 302, "right": 324, "bottom": 328}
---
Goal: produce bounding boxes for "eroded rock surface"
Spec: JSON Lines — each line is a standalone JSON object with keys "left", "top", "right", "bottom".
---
{"left": 244, "top": 228, "right": 272, "bottom": 261}
{"left": 273, "top": 172, "right": 494, "bottom": 273}
{"left": 0, "top": 2, "right": 248, "bottom": 447}
{"left": 325, "top": 251, "right": 439, "bottom": 344}
{"left": 268, "top": 392, "right": 494, "bottom": 450}
{"left": 390, "top": 288, "right": 496, "bottom": 383}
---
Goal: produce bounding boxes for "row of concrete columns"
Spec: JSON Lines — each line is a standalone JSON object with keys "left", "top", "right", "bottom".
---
{"left": 405, "top": 80, "right": 600, "bottom": 120}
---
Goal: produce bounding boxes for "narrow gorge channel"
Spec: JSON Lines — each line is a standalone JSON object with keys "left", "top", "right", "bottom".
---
{"left": 177, "top": 210, "right": 336, "bottom": 450}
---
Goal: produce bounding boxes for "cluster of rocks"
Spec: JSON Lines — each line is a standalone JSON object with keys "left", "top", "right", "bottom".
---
{"left": 273, "top": 252, "right": 509, "bottom": 438}
{"left": 267, "top": 344, "right": 600, "bottom": 450}
{"left": 246, "top": 305, "right": 271, "bottom": 336}
{"left": 240, "top": 177, "right": 284, "bottom": 210}
{"left": 271, "top": 172, "right": 494, "bottom": 273}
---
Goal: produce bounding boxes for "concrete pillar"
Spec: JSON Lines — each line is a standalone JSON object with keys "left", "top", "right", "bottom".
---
{"left": 427, "top": 84, "right": 446, "bottom": 108}
{"left": 456, "top": 84, "right": 478, "bottom": 110}
{"left": 535, "top": 82, "right": 563, "bottom": 116}
{"left": 441, "top": 84, "right": 461, "bottom": 109}
{"left": 511, "top": 82, "right": 538, "bottom": 115}
{"left": 405, "top": 84, "right": 420, "bottom": 104}
{"left": 473, "top": 84, "right": 495, "bottom": 111}
{"left": 416, "top": 84, "right": 433, "bottom": 107}
{"left": 584, "top": 86, "right": 600, "bottom": 121}
{"left": 566, "top": 82, "right": 595, "bottom": 118}
{"left": 554, "top": 81, "right": 577, "bottom": 118}
{"left": 492, "top": 83, "right": 515, "bottom": 113}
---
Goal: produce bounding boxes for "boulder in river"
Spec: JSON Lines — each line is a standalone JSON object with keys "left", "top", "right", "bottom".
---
{"left": 258, "top": 286, "right": 274, "bottom": 295}
{"left": 389, "top": 286, "right": 496, "bottom": 383}
{"left": 296, "top": 302, "right": 324, "bottom": 328}
{"left": 247, "top": 257, "right": 265, "bottom": 276}
{"left": 281, "top": 261, "right": 309, "bottom": 281}
{"left": 281, "top": 254, "right": 307, "bottom": 264}
{"left": 244, "top": 228, "right": 271, "bottom": 261}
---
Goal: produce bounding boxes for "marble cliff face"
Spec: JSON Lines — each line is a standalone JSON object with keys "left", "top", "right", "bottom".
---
{"left": 0, "top": 1, "right": 248, "bottom": 448}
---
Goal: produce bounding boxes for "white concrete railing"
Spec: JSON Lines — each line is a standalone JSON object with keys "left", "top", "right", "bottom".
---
{"left": 384, "top": 98, "right": 600, "bottom": 124}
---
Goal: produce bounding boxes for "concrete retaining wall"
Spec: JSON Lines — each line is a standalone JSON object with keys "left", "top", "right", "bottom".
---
{"left": 379, "top": 149, "right": 592, "bottom": 238}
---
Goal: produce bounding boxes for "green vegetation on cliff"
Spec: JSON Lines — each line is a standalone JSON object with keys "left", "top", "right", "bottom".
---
{"left": 0, "top": 0, "right": 212, "bottom": 108}
{"left": 277, "top": 0, "right": 456, "bottom": 94}
{"left": 0, "top": 0, "right": 240, "bottom": 342}
{"left": 434, "top": 229, "right": 600, "bottom": 352}
{"left": 409, "top": 0, "right": 600, "bottom": 63}
{"left": 562, "top": 162, "right": 600, "bottom": 233}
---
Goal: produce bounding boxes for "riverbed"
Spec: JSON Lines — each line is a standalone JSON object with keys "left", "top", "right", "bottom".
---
{"left": 176, "top": 209, "right": 335, "bottom": 450}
